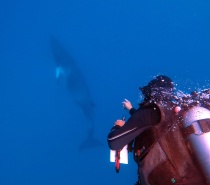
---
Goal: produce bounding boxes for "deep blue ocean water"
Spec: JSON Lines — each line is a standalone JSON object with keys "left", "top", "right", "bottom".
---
{"left": 0, "top": 0, "right": 210, "bottom": 184}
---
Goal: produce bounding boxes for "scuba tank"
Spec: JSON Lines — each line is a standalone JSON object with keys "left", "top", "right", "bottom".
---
{"left": 182, "top": 106, "right": 210, "bottom": 184}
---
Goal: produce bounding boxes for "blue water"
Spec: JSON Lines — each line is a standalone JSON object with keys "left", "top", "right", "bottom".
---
{"left": 0, "top": 0, "right": 210, "bottom": 184}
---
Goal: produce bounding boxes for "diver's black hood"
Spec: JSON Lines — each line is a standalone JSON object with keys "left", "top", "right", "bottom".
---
{"left": 140, "top": 75, "right": 174, "bottom": 101}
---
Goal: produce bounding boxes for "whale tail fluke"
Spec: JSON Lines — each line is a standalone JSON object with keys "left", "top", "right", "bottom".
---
{"left": 79, "top": 128, "right": 104, "bottom": 151}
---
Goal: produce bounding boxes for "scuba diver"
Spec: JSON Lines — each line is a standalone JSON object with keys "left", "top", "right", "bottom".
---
{"left": 107, "top": 75, "right": 210, "bottom": 185}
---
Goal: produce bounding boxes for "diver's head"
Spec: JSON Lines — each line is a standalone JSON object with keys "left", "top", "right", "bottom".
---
{"left": 140, "top": 75, "right": 174, "bottom": 102}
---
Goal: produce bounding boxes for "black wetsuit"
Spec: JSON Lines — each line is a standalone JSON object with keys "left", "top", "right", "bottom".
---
{"left": 107, "top": 103, "right": 161, "bottom": 150}
{"left": 108, "top": 101, "right": 208, "bottom": 185}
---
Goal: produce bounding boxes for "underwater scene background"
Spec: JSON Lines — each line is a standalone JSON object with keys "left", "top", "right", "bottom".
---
{"left": 0, "top": 0, "right": 210, "bottom": 184}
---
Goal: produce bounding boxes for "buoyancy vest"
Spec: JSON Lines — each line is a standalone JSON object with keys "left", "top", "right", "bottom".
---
{"left": 133, "top": 101, "right": 207, "bottom": 185}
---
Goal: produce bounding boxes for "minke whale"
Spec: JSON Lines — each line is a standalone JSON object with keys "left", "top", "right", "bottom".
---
{"left": 50, "top": 36, "right": 103, "bottom": 150}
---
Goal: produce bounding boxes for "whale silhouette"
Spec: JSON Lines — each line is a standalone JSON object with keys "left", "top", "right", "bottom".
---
{"left": 50, "top": 36, "right": 103, "bottom": 150}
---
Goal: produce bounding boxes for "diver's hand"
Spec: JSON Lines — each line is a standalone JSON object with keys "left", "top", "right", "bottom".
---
{"left": 114, "top": 119, "right": 125, "bottom": 127}
{"left": 122, "top": 99, "right": 133, "bottom": 111}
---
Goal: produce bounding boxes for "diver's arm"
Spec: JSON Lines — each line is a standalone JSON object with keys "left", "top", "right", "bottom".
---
{"left": 107, "top": 108, "right": 157, "bottom": 150}
{"left": 122, "top": 99, "right": 137, "bottom": 115}
{"left": 129, "top": 108, "right": 137, "bottom": 115}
